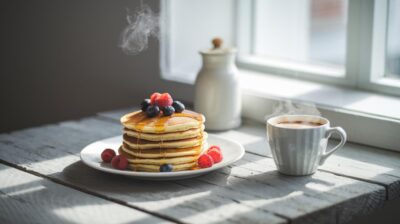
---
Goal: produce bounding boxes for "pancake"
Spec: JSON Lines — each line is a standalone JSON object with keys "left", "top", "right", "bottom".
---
{"left": 123, "top": 125, "right": 205, "bottom": 141}
{"left": 125, "top": 155, "right": 198, "bottom": 165}
{"left": 128, "top": 162, "right": 197, "bottom": 172}
{"left": 119, "top": 108, "right": 206, "bottom": 172}
{"left": 123, "top": 133, "right": 207, "bottom": 150}
{"left": 121, "top": 143, "right": 203, "bottom": 158}
{"left": 121, "top": 110, "right": 205, "bottom": 133}
{"left": 119, "top": 148, "right": 198, "bottom": 172}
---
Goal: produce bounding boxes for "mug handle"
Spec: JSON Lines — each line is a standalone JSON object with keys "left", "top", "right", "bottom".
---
{"left": 319, "top": 127, "right": 347, "bottom": 165}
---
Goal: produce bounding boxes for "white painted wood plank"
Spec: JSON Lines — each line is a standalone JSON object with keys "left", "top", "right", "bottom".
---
{"left": 214, "top": 120, "right": 400, "bottom": 200}
{"left": 97, "top": 109, "right": 400, "bottom": 212}
{"left": 96, "top": 108, "right": 398, "bottom": 214}
{"left": 240, "top": 70, "right": 400, "bottom": 152}
{"left": 0, "top": 164, "right": 167, "bottom": 224}
{"left": 0, "top": 116, "right": 389, "bottom": 223}
{"left": 0, "top": 118, "right": 285, "bottom": 224}
{"left": 98, "top": 107, "right": 400, "bottom": 200}
{"left": 320, "top": 143, "right": 400, "bottom": 200}
{"left": 224, "top": 153, "right": 385, "bottom": 224}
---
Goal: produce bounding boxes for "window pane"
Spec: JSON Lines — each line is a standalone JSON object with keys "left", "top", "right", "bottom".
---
{"left": 162, "top": 0, "right": 234, "bottom": 84}
{"left": 254, "top": 0, "right": 348, "bottom": 69}
{"left": 386, "top": 0, "right": 400, "bottom": 77}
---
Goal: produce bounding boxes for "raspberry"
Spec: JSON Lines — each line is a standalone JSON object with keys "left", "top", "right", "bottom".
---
{"left": 207, "top": 149, "right": 223, "bottom": 163}
{"left": 111, "top": 155, "right": 129, "bottom": 170}
{"left": 101, "top": 148, "right": 116, "bottom": 163}
{"left": 150, "top": 92, "right": 161, "bottom": 105}
{"left": 155, "top": 93, "right": 173, "bottom": 108}
{"left": 198, "top": 154, "right": 214, "bottom": 168}
{"left": 206, "top": 145, "right": 221, "bottom": 153}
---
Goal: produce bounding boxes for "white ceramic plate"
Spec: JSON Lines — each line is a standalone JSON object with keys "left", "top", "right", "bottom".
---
{"left": 80, "top": 134, "right": 245, "bottom": 180}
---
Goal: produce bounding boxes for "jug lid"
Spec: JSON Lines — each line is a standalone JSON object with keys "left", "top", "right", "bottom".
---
{"left": 199, "top": 37, "right": 237, "bottom": 55}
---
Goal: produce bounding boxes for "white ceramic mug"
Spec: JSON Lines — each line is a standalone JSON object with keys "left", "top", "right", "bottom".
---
{"left": 267, "top": 115, "right": 347, "bottom": 176}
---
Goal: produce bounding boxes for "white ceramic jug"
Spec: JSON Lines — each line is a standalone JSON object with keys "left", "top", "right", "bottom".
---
{"left": 194, "top": 39, "right": 241, "bottom": 131}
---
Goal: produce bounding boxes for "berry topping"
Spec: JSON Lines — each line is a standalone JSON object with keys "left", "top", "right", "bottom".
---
{"left": 146, "top": 105, "right": 160, "bottom": 118}
{"left": 155, "top": 93, "right": 173, "bottom": 108}
{"left": 150, "top": 92, "right": 161, "bottom": 105}
{"left": 207, "top": 148, "right": 223, "bottom": 163}
{"left": 172, "top": 101, "right": 185, "bottom": 113}
{"left": 159, "top": 164, "right": 173, "bottom": 172}
{"left": 206, "top": 145, "right": 221, "bottom": 153}
{"left": 198, "top": 154, "right": 214, "bottom": 168}
{"left": 162, "top": 106, "right": 175, "bottom": 116}
{"left": 111, "top": 155, "right": 129, "bottom": 170}
{"left": 141, "top": 99, "right": 151, "bottom": 112}
{"left": 101, "top": 148, "right": 116, "bottom": 162}
{"left": 144, "top": 92, "right": 177, "bottom": 117}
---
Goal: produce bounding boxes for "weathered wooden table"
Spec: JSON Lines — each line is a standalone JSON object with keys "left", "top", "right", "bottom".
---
{"left": 1, "top": 107, "right": 400, "bottom": 224}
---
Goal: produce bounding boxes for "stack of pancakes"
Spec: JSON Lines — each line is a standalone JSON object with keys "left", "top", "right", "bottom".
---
{"left": 119, "top": 110, "right": 206, "bottom": 172}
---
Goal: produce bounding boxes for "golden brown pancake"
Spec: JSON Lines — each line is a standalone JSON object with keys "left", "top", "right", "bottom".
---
{"left": 120, "top": 110, "right": 205, "bottom": 133}
{"left": 119, "top": 148, "right": 199, "bottom": 172}
{"left": 128, "top": 163, "right": 197, "bottom": 172}
{"left": 119, "top": 109, "right": 206, "bottom": 172}
{"left": 123, "top": 125, "right": 205, "bottom": 141}
{"left": 123, "top": 133, "right": 207, "bottom": 149}
{"left": 126, "top": 155, "right": 198, "bottom": 165}
{"left": 121, "top": 143, "right": 203, "bottom": 158}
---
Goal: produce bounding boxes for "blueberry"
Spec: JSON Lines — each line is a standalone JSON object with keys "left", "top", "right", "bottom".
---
{"left": 162, "top": 106, "right": 175, "bottom": 116}
{"left": 172, "top": 101, "right": 185, "bottom": 113}
{"left": 160, "top": 164, "right": 173, "bottom": 172}
{"left": 141, "top": 99, "right": 151, "bottom": 112}
{"left": 146, "top": 105, "right": 160, "bottom": 117}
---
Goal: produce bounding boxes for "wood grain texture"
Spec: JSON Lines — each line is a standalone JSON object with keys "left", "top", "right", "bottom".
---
{"left": 230, "top": 153, "right": 385, "bottom": 224}
{"left": 0, "top": 113, "right": 391, "bottom": 223}
{"left": 320, "top": 144, "right": 400, "bottom": 200}
{"left": 98, "top": 108, "right": 400, "bottom": 200}
{"left": 0, "top": 164, "right": 167, "bottom": 224}
{"left": 214, "top": 120, "right": 400, "bottom": 201}
{"left": 0, "top": 118, "right": 284, "bottom": 224}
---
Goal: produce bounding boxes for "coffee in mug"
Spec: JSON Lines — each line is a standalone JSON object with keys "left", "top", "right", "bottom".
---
{"left": 275, "top": 121, "right": 323, "bottom": 129}
{"left": 267, "top": 115, "right": 347, "bottom": 176}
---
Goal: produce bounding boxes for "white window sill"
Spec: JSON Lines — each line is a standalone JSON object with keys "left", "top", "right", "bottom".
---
{"left": 240, "top": 69, "right": 400, "bottom": 152}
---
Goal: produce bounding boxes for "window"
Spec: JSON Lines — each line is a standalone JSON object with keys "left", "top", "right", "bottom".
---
{"left": 386, "top": 0, "right": 400, "bottom": 78}
{"left": 161, "top": 0, "right": 400, "bottom": 96}
{"left": 237, "top": 0, "right": 400, "bottom": 95}
{"left": 253, "top": 0, "right": 347, "bottom": 72}
{"left": 160, "top": 0, "right": 400, "bottom": 152}
{"left": 160, "top": 0, "right": 234, "bottom": 84}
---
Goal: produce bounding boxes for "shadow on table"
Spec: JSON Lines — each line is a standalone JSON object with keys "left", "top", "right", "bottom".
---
{"left": 0, "top": 166, "right": 163, "bottom": 224}
{"left": 61, "top": 161, "right": 232, "bottom": 200}
{"left": 60, "top": 157, "right": 389, "bottom": 224}
{"left": 62, "top": 162, "right": 297, "bottom": 222}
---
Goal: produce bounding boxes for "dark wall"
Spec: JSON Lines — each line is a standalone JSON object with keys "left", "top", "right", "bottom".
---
{"left": 0, "top": 0, "right": 193, "bottom": 133}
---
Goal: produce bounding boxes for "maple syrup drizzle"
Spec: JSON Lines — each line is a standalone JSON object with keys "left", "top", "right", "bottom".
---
{"left": 160, "top": 136, "right": 164, "bottom": 163}
{"left": 154, "top": 116, "right": 167, "bottom": 133}
{"left": 124, "top": 110, "right": 203, "bottom": 131}
{"left": 137, "top": 132, "right": 141, "bottom": 158}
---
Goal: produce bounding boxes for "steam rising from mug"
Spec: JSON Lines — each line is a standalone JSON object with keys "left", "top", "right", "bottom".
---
{"left": 266, "top": 100, "right": 321, "bottom": 121}
{"left": 119, "top": 4, "right": 160, "bottom": 55}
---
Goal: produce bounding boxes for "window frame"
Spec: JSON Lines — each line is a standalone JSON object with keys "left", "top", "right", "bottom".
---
{"left": 159, "top": 0, "right": 400, "bottom": 151}
{"left": 235, "top": 0, "right": 400, "bottom": 96}
{"left": 355, "top": 0, "right": 400, "bottom": 96}
{"left": 160, "top": 0, "right": 195, "bottom": 84}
